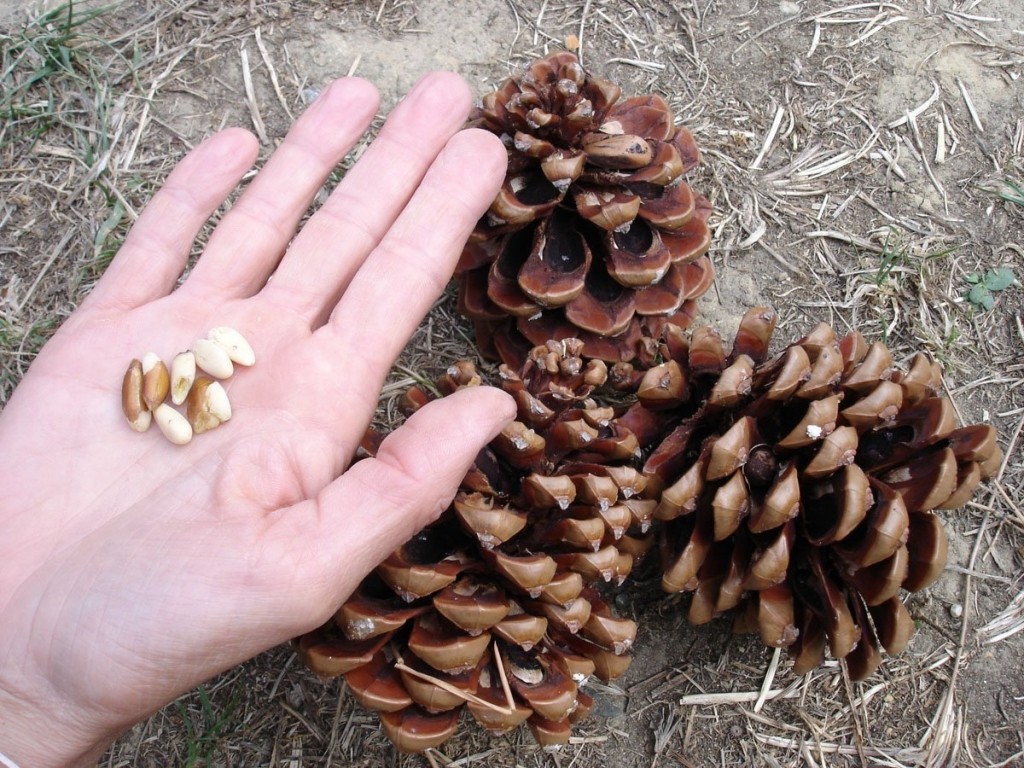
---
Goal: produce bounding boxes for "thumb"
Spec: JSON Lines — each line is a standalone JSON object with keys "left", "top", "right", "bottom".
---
{"left": 313, "top": 384, "right": 516, "bottom": 603}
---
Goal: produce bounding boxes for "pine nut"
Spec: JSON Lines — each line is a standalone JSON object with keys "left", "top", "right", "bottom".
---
{"left": 153, "top": 403, "right": 193, "bottom": 445}
{"left": 208, "top": 326, "right": 255, "bottom": 366}
{"left": 141, "top": 352, "right": 170, "bottom": 411}
{"left": 192, "top": 338, "right": 234, "bottom": 379}
{"left": 121, "top": 358, "right": 151, "bottom": 432}
{"left": 186, "top": 376, "right": 232, "bottom": 434}
{"left": 170, "top": 351, "right": 197, "bottom": 405}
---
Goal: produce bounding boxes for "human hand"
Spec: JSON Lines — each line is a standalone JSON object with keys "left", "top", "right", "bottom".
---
{"left": 0, "top": 72, "right": 514, "bottom": 767}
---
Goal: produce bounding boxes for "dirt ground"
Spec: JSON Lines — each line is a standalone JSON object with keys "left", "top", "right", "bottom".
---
{"left": 2, "top": 1, "right": 1023, "bottom": 766}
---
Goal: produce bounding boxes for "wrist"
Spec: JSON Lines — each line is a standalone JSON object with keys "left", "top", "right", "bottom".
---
{"left": 0, "top": 674, "right": 116, "bottom": 768}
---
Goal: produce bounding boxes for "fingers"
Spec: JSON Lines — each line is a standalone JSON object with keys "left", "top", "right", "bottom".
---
{"left": 259, "top": 71, "right": 477, "bottom": 325}
{"left": 84, "top": 129, "right": 259, "bottom": 312}
{"left": 303, "top": 386, "right": 516, "bottom": 607}
{"left": 181, "top": 77, "right": 381, "bottom": 301}
{"left": 316, "top": 127, "right": 505, "bottom": 409}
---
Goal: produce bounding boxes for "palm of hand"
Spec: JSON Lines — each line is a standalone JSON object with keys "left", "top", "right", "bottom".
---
{"left": 3, "top": 299, "right": 379, "bottom": 717}
{"left": 0, "top": 72, "right": 513, "bottom": 763}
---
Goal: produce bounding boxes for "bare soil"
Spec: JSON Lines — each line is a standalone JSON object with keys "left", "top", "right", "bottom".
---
{"left": 2, "top": 1, "right": 1022, "bottom": 766}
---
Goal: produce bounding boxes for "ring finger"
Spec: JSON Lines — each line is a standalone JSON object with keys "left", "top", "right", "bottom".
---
{"left": 180, "top": 77, "right": 381, "bottom": 303}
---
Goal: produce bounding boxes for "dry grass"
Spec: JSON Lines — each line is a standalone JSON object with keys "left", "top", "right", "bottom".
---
{"left": 2, "top": 0, "right": 1022, "bottom": 766}
{"left": 0, "top": 0, "right": 265, "bottom": 399}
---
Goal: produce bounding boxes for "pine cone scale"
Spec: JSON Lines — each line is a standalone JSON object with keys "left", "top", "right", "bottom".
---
{"left": 346, "top": 652, "right": 413, "bottom": 712}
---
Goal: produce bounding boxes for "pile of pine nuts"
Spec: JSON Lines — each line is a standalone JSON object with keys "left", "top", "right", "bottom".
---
{"left": 121, "top": 326, "right": 254, "bottom": 445}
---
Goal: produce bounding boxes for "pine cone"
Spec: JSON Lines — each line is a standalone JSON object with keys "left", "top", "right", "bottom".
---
{"left": 457, "top": 52, "right": 714, "bottom": 368}
{"left": 631, "top": 308, "right": 1001, "bottom": 680}
{"left": 296, "top": 310, "right": 999, "bottom": 752}
{"left": 296, "top": 345, "right": 650, "bottom": 753}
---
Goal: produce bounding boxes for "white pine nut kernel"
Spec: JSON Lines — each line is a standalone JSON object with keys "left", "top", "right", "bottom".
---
{"left": 170, "top": 351, "right": 197, "bottom": 405}
{"left": 154, "top": 403, "right": 193, "bottom": 445}
{"left": 205, "top": 380, "right": 232, "bottom": 422}
{"left": 192, "top": 338, "right": 234, "bottom": 379}
{"left": 208, "top": 326, "right": 255, "bottom": 366}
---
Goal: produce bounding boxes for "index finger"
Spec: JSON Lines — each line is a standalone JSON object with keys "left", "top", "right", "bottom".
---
{"left": 315, "top": 127, "right": 505, "bottom": 410}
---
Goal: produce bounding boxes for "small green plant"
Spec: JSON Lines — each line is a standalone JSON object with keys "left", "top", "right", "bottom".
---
{"left": 985, "top": 177, "right": 1024, "bottom": 208}
{"left": 874, "top": 228, "right": 909, "bottom": 286}
{"left": 86, "top": 196, "right": 126, "bottom": 274}
{"left": 872, "top": 228, "right": 956, "bottom": 289}
{"left": 0, "top": 2, "right": 116, "bottom": 149}
{"left": 173, "top": 684, "right": 241, "bottom": 767}
{"left": 964, "top": 267, "right": 1016, "bottom": 311}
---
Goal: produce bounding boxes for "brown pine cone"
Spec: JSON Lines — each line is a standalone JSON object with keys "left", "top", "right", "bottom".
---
{"left": 296, "top": 310, "right": 999, "bottom": 753}
{"left": 295, "top": 343, "right": 649, "bottom": 753}
{"left": 632, "top": 308, "right": 1001, "bottom": 679}
{"left": 456, "top": 51, "right": 714, "bottom": 367}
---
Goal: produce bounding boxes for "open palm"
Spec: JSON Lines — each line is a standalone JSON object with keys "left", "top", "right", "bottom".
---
{"left": 0, "top": 73, "right": 514, "bottom": 767}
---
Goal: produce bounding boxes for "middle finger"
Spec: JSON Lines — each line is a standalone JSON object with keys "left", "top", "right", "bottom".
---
{"left": 257, "top": 71, "right": 477, "bottom": 326}
{"left": 315, "top": 127, "right": 505, "bottom": 417}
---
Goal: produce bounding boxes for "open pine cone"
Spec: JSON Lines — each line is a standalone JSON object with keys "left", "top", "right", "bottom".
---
{"left": 457, "top": 51, "right": 714, "bottom": 368}
{"left": 296, "top": 309, "right": 999, "bottom": 752}
{"left": 295, "top": 344, "right": 650, "bottom": 753}
{"left": 628, "top": 308, "right": 1002, "bottom": 680}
